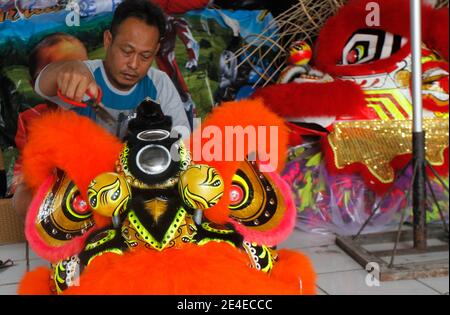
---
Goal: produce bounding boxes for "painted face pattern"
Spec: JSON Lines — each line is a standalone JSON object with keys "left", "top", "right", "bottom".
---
{"left": 337, "top": 29, "right": 448, "bottom": 120}
{"left": 87, "top": 172, "right": 131, "bottom": 218}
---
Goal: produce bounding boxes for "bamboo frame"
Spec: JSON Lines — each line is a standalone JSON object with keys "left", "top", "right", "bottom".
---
{"left": 231, "top": 0, "right": 347, "bottom": 87}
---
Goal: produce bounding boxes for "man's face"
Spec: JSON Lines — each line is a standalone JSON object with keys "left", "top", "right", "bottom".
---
{"left": 104, "top": 17, "right": 160, "bottom": 91}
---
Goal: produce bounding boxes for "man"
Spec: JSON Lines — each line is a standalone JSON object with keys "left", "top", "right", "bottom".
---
{"left": 12, "top": 33, "right": 89, "bottom": 218}
{"left": 35, "top": 0, "right": 191, "bottom": 139}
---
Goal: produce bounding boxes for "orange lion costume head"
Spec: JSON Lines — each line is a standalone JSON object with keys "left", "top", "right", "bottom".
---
{"left": 18, "top": 98, "right": 315, "bottom": 295}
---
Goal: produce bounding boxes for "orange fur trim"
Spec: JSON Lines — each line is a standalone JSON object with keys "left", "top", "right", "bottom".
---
{"left": 272, "top": 249, "right": 317, "bottom": 295}
{"left": 187, "top": 99, "right": 290, "bottom": 224}
{"left": 22, "top": 110, "right": 123, "bottom": 200}
{"left": 426, "top": 6, "right": 449, "bottom": 60}
{"left": 18, "top": 267, "right": 53, "bottom": 295}
{"left": 63, "top": 242, "right": 315, "bottom": 295}
{"left": 92, "top": 213, "right": 114, "bottom": 230}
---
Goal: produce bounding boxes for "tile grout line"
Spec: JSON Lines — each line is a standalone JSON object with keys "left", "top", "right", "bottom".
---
{"left": 0, "top": 258, "right": 50, "bottom": 266}
{"left": 316, "top": 285, "right": 330, "bottom": 295}
{"left": 283, "top": 244, "right": 337, "bottom": 250}
{"left": 316, "top": 268, "right": 367, "bottom": 275}
{"left": 0, "top": 282, "right": 19, "bottom": 287}
{"left": 415, "top": 278, "right": 448, "bottom": 295}
{"left": 10, "top": 258, "right": 49, "bottom": 262}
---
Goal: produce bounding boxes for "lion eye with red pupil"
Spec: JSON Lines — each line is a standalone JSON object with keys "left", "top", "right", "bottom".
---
{"left": 230, "top": 185, "right": 244, "bottom": 206}
{"left": 346, "top": 50, "right": 359, "bottom": 64}
{"left": 73, "top": 195, "right": 89, "bottom": 213}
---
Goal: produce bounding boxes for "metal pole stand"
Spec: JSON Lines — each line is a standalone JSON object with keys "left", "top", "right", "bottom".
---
{"left": 412, "top": 131, "right": 427, "bottom": 250}
{"left": 334, "top": 0, "right": 449, "bottom": 281}
{"left": 335, "top": 158, "right": 449, "bottom": 281}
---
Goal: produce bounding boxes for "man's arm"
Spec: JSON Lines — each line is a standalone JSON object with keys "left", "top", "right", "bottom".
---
{"left": 36, "top": 60, "right": 98, "bottom": 102}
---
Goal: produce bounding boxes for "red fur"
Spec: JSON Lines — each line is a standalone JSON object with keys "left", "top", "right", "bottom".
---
{"left": 22, "top": 110, "right": 123, "bottom": 200}
{"left": 314, "top": 0, "right": 449, "bottom": 75}
{"left": 229, "top": 171, "right": 296, "bottom": 246}
{"left": 24, "top": 174, "right": 96, "bottom": 262}
{"left": 46, "top": 242, "right": 315, "bottom": 295}
{"left": 18, "top": 267, "right": 53, "bottom": 295}
{"left": 425, "top": 6, "right": 449, "bottom": 61}
{"left": 187, "top": 99, "right": 290, "bottom": 224}
{"left": 252, "top": 80, "right": 369, "bottom": 119}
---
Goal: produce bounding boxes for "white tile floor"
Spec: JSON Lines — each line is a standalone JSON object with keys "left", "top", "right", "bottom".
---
{"left": 281, "top": 229, "right": 449, "bottom": 295}
{"left": 0, "top": 243, "right": 49, "bottom": 295}
{"left": 1, "top": 229, "right": 448, "bottom": 295}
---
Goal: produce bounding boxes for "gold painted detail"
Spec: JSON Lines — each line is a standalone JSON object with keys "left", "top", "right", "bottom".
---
{"left": 85, "top": 229, "right": 117, "bottom": 251}
{"left": 242, "top": 241, "right": 277, "bottom": 273}
{"left": 328, "top": 119, "right": 449, "bottom": 183}
{"left": 35, "top": 172, "right": 94, "bottom": 247}
{"left": 229, "top": 160, "right": 286, "bottom": 232}
{"left": 201, "top": 222, "right": 234, "bottom": 234}
{"left": 124, "top": 208, "right": 188, "bottom": 251}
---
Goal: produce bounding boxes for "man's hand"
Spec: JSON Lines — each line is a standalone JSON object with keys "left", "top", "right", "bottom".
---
{"left": 56, "top": 61, "right": 99, "bottom": 102}
{"left": 38, "top": 60, "right": 99, "bottom": 102}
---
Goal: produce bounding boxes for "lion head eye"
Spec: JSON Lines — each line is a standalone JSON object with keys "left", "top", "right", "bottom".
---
{"left": 90, "top": 196, "right": 97, "bottom": 208}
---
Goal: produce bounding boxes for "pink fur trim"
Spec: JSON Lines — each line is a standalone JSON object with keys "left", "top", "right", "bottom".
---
{"left": 25, "top": 174, "right": 95, "bottom": 263}
{"left": 229, "top": 172, "right": 296, "bottom": 246}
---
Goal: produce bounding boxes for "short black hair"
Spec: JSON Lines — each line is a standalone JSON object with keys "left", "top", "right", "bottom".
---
{"left": 110, "top": 0, "right": 166, "bottom": 40}
{"left": 28, "top": 32, "right": 87, "bottom": 81}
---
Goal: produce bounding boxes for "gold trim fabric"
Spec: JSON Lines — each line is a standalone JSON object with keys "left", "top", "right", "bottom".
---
{"left": 328, "top": 119, "right": 449, "bottom": 183}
